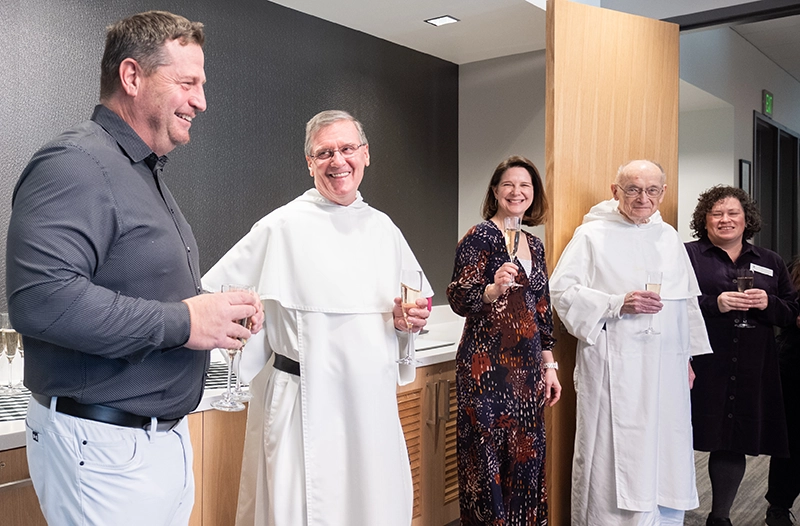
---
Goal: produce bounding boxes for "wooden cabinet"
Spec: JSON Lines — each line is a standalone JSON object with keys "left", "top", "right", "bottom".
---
{"left": 398, "top": 360, "right": 459, "bottom": 526}
{"left": 188, "top": 408, "right": 248, "bottom": 526}
{"left": 0, "top": 446, "right": 47, "bottom": 526}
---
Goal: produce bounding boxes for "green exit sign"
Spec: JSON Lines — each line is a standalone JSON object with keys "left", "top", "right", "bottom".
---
{"left": 763, "top": 89, "right": 774, "bottom": 117}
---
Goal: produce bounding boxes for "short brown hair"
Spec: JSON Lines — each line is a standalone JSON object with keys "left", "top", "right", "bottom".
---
{"left": 100, "top": 11, "right": 204, "bottom": 101}
{"left": 689, "top": 185, "right": 761, "bottom": 240}
{"left": 481, "top": 156, "right": 548, "bottom": 227}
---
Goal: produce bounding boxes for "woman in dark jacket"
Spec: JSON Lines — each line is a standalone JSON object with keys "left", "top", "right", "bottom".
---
{"left": 685, "top": 186, "right": 799, "bottom": 526}
{"left": 765, "top": 258, "right": 800, "bottom": 526}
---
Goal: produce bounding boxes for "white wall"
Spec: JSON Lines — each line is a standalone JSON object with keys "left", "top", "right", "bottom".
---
{"left": 678, "top": 106, "right": 735, "bottom": 241}
{"left": 681, "top": 26, "right": 800, "bottom": 163}
{"left": 458, "top": 24, "right": 800, "bottom": 248}
{"left": 458, "top": 50, "right": 547, "bottom": 241}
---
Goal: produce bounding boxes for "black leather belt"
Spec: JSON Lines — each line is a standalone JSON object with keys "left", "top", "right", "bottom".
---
{"left": 273, "top": 354, "right": 300, "bottom": 376}
{"left": 32, "top": 393, "right": 181, "bottom": 431}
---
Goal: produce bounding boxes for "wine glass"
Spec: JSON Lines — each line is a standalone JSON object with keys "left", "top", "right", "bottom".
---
{"left": 211, "top": 284, "right": 255, "bottom": 412}
{"left": 643, "top": 271, "right": 662, "bottom": 335}
{"left": 503, "top": 217, "right": 522, "bottom": 288}
{"left": 232, "top": 350, "right": 252, "bottom": 402}
{"left": 13, "top": 333, "right": 24, "bottom": 389}
{"left": 0, "top": 313, "right": 21, "bottom": 395}
{"left": 397, "top": 270, "right": 422, "bottom": 366}
{"left": 735, "top": 268, "right": 756, "bottom": 329}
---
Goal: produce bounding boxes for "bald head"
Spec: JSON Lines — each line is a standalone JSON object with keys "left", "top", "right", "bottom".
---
{"left": 611, "top": 160, "right": 666, "bottom": 224}
{"left": 616, "top": 160, "right": 666, "bottom": 186}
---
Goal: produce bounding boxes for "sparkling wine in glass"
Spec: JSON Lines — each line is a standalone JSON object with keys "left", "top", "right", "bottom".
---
{"left": 503, "top": 216, "right": 522, "bottom": 289}
{"left": 211, "top": 284, "right": 255, "bottom": 412}
{"left": 0, "top": 313, "right": 21, "bottom": 395}
{"left": 735, "top": 268, "right": 755, "bottom": 329}
{"left": 643, "top": 271, "right": 662, "bottom": 335}
{"left": 397, "top": 270, "right": 422, "bottom": 366}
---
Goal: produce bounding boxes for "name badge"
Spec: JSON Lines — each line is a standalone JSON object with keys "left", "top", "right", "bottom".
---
{"left": 750, "top": 263, "right": 774, "bottom": 277}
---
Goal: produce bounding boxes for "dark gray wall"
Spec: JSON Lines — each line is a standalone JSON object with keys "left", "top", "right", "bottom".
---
{"left": 0, "top": 0, "right": 459, "bottom": 308}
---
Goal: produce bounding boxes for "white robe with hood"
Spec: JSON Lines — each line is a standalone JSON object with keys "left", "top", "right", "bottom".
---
{"left": 548, "top": 199, "right": 712, "bottom": 526}
{"left": 202, "top": 189, "right": 433, "bottom": 526}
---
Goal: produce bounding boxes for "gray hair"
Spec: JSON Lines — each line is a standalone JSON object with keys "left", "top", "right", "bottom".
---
{"left": 616, "top": 160, "right": 666, "bottom": 185}
{"left": 304, "top": 110, "right": 368, "bottom": 156}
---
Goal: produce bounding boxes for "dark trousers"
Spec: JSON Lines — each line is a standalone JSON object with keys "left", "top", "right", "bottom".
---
{"left": 767, "top": 352, "right": 800, "bottom": 509}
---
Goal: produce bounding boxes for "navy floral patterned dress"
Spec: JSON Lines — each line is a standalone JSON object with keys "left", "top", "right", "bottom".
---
{"left": 447, "top": 220, "right": 555, "bottom": 526}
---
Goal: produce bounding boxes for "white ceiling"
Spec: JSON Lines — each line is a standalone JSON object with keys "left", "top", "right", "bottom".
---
{"left": 269, "top": 0, "right": 547, "bottom": 65}
{"left": 271, "top": 0, "right": 800, "bottom": 95}
{"left": 732, "top": 14, "right": 800, "bottom": 83}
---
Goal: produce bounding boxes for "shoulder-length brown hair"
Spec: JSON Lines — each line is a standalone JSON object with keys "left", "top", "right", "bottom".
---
{"left": 481, "top": 156, "right": 548, "bottom": 227}
{"left": 689, "top": 185, "right": 761, "bottom": 240}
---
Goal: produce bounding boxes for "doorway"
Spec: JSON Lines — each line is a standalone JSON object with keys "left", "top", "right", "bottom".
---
{"left": 753, "top": 112, "right": 800, "bottom": 263}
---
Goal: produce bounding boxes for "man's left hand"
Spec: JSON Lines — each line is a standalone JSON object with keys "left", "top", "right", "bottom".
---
{"left": 393, "top": 297, "right": 430, "bottom": 332}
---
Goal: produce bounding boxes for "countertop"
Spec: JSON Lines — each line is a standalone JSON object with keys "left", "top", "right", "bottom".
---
{"left": 0, "top": 306, "right": 463, "bottom": 452}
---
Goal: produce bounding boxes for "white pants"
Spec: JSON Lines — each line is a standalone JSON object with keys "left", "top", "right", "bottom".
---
{"left": 26, "top": 397, "right": 194, "bottom": 526}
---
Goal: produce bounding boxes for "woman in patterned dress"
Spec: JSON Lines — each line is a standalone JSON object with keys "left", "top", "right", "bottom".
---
{"left": 447, "top": 156, "right": 561, "bottom": 525}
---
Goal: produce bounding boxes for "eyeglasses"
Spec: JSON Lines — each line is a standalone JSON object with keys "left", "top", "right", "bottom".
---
{"left": 616, "top": 184, "right": 664, "bottom": 198}
{"left": 308, "top": 143, "right": 366, "bottom": 162}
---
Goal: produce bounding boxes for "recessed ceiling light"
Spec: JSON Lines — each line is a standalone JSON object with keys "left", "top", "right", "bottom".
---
{"left": 425, "top": 15, "right": 459, "bottom": 27}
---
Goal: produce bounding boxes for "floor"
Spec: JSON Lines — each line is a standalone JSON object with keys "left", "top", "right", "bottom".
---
{"left": 445, "top": 452, "right": 800, "bottom": 525}
{"left": 685, "top": 451, "right": 799, "bottom": 526}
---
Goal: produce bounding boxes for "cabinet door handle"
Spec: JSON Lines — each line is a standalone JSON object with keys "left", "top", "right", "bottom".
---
{"left": 0, "top": 477, "right": 33, "bottom": 492}
{"left": 438, "top": 379, "right": 451, "bottom": 422}
{"left": 426, "top": 380, "right": 439, "bottom": 426}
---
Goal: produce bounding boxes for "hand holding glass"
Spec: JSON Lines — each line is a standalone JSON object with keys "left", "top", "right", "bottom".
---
{"left": 211, "top": 284, "right": 255, "bottom": 412}
{"left": 735, "top": 268, "right": 755, "bottom": 329}
{"left": 643, "top": 271, "right": 662, "bottom": 335}
{"left": 397, "top": 270, "right": 422, "bottom": 366}
{"left": 503, "top": 217, "right": 522, "bottom": 288}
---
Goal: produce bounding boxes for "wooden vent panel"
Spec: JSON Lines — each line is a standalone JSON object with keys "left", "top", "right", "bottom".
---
{"left": 398, "top": 388, "right": 423, "bottom": 518}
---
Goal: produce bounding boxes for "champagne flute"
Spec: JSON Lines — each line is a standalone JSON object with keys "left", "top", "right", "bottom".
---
{"left": 13, "top": 333, "right": 24, "bottom": 389}
{"left": 232, "top": 349, "right": 252, "bottom": 402}
{"left": 503, "top": 216, "right": 522, "bottom": 288}
{"left": 643, "top": 271, "right": 662, "bottom": 335}
{"left": 211, "top": 284, "right": 254, "bottom": 412}
{"left": 735, "top": 268, "right": 756, "bottom": 329}
{"left": 0, "top": 313, "right": 21, "bottom": 395}
{"left": 397, "top": 270, "right": 422, "bottom": 366}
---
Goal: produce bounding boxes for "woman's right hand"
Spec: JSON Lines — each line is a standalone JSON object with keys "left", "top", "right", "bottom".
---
{"left": 494, "top": 262, "right": 519, "bottom": 288}
{"left": 482, "top": 262, "right": 519, "bottom": 304}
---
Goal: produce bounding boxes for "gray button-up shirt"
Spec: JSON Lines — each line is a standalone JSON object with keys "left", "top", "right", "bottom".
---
{"left": 6, "top": 105, "right": 207, "bottom": 420}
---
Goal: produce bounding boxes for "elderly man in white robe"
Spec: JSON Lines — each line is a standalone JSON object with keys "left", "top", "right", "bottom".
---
{"left": 549, "top": 160, "right": 712, "bottom": 526}
{"left": 202, "top": 110, "right": 432, "bottom": 526}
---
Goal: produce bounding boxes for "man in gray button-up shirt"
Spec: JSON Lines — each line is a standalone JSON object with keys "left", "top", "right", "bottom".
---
{"left": 5, "top": 11, "right": 263, "bottom": 525}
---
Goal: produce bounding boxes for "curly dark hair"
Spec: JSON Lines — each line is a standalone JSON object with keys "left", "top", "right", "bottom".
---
{"left": 689, "top": 185, "right": 761, "bottom": 240}
{"left": 481, "top": 155, "right": 548, "bottom": 227}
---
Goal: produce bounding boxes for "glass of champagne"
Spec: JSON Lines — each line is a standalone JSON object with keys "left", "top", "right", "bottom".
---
{"left": 643, "top": 271, "right": 662, "bottom": 335}
{"left": 397, "top": 270, "right": 422, "bottom": 366}
{"left": 503, "top": 216, "right": 522, "bottom": 288}
{"left": 232, "top": 349, "right": 253, "bottom": 402}
{"left": 0, "top": 313, "right": 21, "bottom": 395}
{"left": 211, "top": 284, "right": 255, "bottom": 412}
{"left": 735, "top": 268, "right": 756, "bottom": 329}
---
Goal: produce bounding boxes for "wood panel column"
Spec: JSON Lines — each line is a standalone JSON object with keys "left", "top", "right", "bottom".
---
{"left": 544, "top": 1, "right": 680, "bottom": 523}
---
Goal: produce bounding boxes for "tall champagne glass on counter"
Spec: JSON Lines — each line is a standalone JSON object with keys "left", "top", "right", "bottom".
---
{"left": 0, "top": 313, "right": 21, "bottom": 395}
